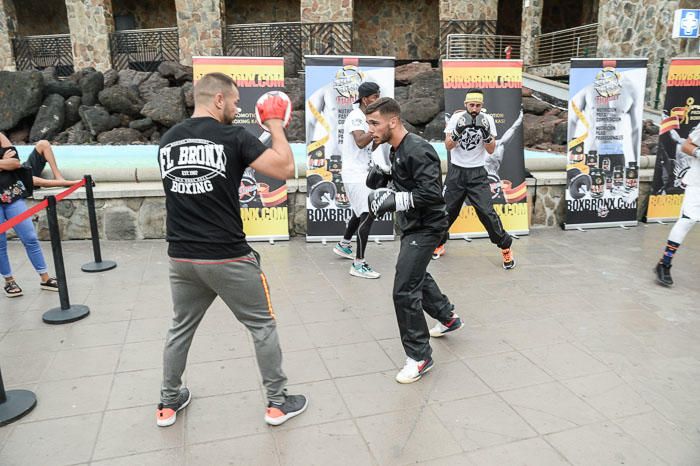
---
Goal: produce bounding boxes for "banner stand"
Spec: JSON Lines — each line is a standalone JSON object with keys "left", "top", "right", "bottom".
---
{"left": 304, "top": 55, "right": 396, "bottom": 241}
{"left": 563, "top": 220, "right": 637, "bottom": 231}
{"left": 564, "top": 58, "right": 648, "bottom": 228}
{"left": 441, "top": 59, "right": 529, "bottom": 239}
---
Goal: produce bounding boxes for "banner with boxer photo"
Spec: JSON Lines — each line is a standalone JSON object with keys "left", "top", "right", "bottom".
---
{"left": 305, "top": 55, "right": 395, "bottom": 241}
{"left": 647, "top": 58, "right": 700, "bottom": 222}
{"left": 442, "top": 59, "right": 529, "bottom": 238}
{"left": 564, "top": 58, "right": 647, "bottom": 229}
{"left": 192, "top": 56, "right": 289, "bottom": 241}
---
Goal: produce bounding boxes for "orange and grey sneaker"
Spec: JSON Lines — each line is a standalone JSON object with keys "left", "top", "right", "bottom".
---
{"left": 432, "top": 244, "right": 446, "bottom": 260}
{"left": 501, "top": 248, "right": 516, "bottom": 270}
{"left": 264, "top": 394, "right": 308, "bottom": 426}
{"left": 156, "top": 387, "right": 191, "bottom": 427}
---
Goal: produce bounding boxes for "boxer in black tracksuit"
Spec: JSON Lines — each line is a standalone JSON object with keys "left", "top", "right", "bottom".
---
{"left": 365, "top": 97, "right": 464, "bottom": 384}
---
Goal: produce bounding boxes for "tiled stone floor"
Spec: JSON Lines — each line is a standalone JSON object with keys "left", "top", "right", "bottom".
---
{"left": 1, "top": 224, "right": 699, "bottom": 465}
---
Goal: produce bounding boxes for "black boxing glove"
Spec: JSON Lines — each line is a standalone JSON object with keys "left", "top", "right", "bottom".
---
{"left": 366, "top": 164, "right": 391, "bottom": 189}
{"left": 474, "top": 113, "right": 493, "bottom": 143}
{"left": 368, "top": 188, "right": 413, "bottom": 217}
{"left": 450, "top": 113, "right": 473, "bottom": 142}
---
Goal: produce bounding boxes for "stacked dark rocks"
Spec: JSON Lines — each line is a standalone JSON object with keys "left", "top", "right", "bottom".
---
{"left": 1, "top": 62, "right": 659, "bottom": 152}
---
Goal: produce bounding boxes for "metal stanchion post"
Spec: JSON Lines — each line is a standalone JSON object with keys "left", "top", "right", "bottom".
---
{"left": 0, "top": 368, "right": 36, "bottom": 426}
{"left": 81, "top": 175, "right": 116, "bottom": 273}
{"left": 42, "top": 195, "right": 90, "bottom": 324}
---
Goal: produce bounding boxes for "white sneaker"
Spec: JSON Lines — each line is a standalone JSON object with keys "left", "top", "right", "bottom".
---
{"left": 349, "top": 262, "right": 381, "bottom": 279}
{"left": 395, "top": 357, "right": 434, "bottom": 384}
{"left": 429, "top": 314, "right": 464, "bottom": 337}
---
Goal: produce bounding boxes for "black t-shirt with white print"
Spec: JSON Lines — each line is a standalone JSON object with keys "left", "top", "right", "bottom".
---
{"left": 158, "top": 117, "right": 267, "bottom": 259}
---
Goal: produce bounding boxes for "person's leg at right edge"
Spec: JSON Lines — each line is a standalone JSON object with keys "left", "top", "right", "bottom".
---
{"left": 434, "top": 165, "right": 468, "bottom": 259}
{"left": 655, "top": 185, "right": 700, "bottom": 286}
{"left": 655, "top": 216, "right": 696, "bottom": 286}
{"left": 393, "top": 231, "right": 439, "bottom": 383}
{"left": 211, "top": 253, "right": 307, "bottom": 426}
{"left": 158, "top": 259, "right": 216, "bottom": 427}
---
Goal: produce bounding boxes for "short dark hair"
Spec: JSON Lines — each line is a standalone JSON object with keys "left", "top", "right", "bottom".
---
{"left": 467, "top": 88, "right": 484, "bottom": 95}
{"left": 364, "top": 97, "right": 401, "bottom": 117}
{"left": 194, "top": 73, "right": 238, "bottom": 105}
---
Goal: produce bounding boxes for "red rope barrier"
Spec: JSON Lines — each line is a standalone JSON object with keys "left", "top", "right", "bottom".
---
{"left": 0, "top": 178, "right": 87, "bottom": 235}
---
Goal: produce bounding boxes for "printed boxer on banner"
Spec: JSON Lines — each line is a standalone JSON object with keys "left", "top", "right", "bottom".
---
{"left": 565, "top": 59, "right": 647, "bottom": 229}
{"left": 304, "top": 55, "right": 395, "bottom": 241}
{"left": 192, "top": 56, "right": 290, "bottom": 241}
{"left": 648, "top": 58, "right": 700, "bottom": 222}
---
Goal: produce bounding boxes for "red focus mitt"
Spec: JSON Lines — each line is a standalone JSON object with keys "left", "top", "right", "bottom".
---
{"left": 255, "top": 91, "right": 292, "bottom": 131}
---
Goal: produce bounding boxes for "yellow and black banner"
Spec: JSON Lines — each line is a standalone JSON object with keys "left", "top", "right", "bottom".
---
{"left": 647, "top": 58, "right": 700, "bottom": 221}
{"left": 442, "top": 59, "right": 529, "bottom": 238}
{"left": 193, "top": 56, "right": 289, "bottom": 240}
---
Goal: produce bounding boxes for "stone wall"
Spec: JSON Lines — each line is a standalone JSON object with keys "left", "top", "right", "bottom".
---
{"left": 225, "top": 0, "right": 299, "bottom": 24}
{"left": 112, "top": 0, "right": 177, "bottom": 29}
{"left": 13, "top": 176, "right": 660, "bottom": 242}
{"left": 12, "top": 0, "right": 69, "bottom": 35}
{"left": 65, "top": 0, "right": 114, "bottom": 72}
{"left": 596, "top": 0, "right": 700, "bottom": 108}
{"left": 175, "top": 0, "right": 225, "bottom": 65}
{"left": 23, "top": 197, "right": 167, "bottom": 242}
{"left": 438, "top": 0, "right": 498, "bottom": 20}
{"left": 541, "top": 0, "right": 598, "bottom": 34}
{"left": 0, "top": 0, "right": 16, "bottom": 71}
{"left": 520, "top": 0, "right": 543, "bottom": 66}
{"left": 353, "top": 0, "right": 439, "bottom": 60}
{"left": 300, "top": 0, "right": 352, "bottom": 23}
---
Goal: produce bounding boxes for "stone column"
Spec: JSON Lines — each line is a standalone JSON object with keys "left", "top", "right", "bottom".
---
{"left": 300, "top": 0, "right": 352, "bottom": 23}
{"left": 175, "top": 0, "right": 225, "bottom": 65}
{"left": 521, "top": 0, "right": 543, "bottom": 66}
{"left": 438, "top": 0, "right": 498, "bottom": 21}
{"left": 65, "top": 0, "right": 114, "bottom": 72}
{"left": 597, "top": 0, "right": 683, "bottom": 107}
{"left": 438, "top": 0, "right": 498, "bottom": 56}
{"left": 0, "top": 0, "right": 17, "bottom": 71}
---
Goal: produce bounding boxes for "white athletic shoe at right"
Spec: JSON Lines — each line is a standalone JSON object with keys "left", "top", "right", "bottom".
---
{"left": 396, "top": 357, "right": 434, "bottom": 384}
{"left": 349, "top": 262, "right": 381, "bottom": 279}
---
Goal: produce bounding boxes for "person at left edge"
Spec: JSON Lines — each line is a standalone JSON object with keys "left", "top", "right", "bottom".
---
{"left": 156, "top": 73, "right": 307, "bottom": 428}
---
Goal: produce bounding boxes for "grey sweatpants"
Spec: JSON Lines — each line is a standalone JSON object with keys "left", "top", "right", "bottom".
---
{"left": 160, "top": 251, "right": 287, "bottom": 404}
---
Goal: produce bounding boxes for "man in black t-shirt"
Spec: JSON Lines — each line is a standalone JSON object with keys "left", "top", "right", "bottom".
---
{"left": 156, "top": 73, "right": 307, "bottom": 427}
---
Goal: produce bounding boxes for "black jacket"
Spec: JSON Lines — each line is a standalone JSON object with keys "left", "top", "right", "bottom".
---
{"left": 390, "top": 133, "right": 448, "bottom": 235}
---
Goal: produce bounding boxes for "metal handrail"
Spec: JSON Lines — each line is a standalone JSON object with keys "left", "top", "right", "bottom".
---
{"left": 12, "top": 33, "right": 74, "bottom": 77}
{"left": 113, "top": 27, "right": 178, "bottom": 34}
{"left": 446, "top": 34, "right": 521, "bottom": 60}
{"left": 110, "top": 27, "right": 179, "bottom": 72}
{"left": 533, "top": 23, "right": 598, "bottom": 66}
{"left": 224, "top": 21, "right": 353, "bottom": 73}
